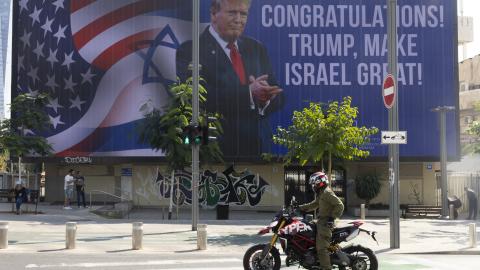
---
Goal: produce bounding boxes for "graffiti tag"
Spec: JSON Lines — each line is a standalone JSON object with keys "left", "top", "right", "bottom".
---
{"left": 154, "top": 165, "right": 271, "bottom": 207}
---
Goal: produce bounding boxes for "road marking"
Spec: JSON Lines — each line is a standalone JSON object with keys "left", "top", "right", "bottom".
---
{"left": 143, "top": 268, "right": 241, "bottom": 270}
{"left": 25, "top": 258, "right": 242, "bottom": 268}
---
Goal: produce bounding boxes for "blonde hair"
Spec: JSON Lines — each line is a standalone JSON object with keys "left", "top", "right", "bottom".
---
{"left": 210, "top": 0, "right": 251, "bottom": 14}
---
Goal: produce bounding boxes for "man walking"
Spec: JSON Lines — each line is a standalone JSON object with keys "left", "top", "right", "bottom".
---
{"left": 64, "top": 169, "right": 75, "bottom": 209}
{"left": 75, "top": 170, "right": 87, "bottom": 208}
{"left": 465, "top": 187, "right": 478, "bottom": 220}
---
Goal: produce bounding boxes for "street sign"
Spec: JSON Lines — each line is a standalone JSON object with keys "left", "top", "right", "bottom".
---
{"left": 381, "top": 131, "right": 407, "bottom": 144}
{"left": 382, "top": 74, "right": 396, "bottom": 109}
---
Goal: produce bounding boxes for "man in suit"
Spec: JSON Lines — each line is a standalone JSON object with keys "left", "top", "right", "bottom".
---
{"left": 176, "top": 0, "right": 283, "bottom": 159}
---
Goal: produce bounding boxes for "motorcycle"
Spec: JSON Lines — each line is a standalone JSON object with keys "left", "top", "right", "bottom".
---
{"left": 243, "top": 198, "right": 378, "bottom": 270}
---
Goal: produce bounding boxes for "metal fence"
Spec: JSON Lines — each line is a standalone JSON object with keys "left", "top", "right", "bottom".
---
{"left": 446, "top": 172, "right": 480, "bottom": 213}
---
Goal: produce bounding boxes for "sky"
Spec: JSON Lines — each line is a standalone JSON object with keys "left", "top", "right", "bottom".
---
{"left": 459, "top": 0, "right": 480, "bottom": 60}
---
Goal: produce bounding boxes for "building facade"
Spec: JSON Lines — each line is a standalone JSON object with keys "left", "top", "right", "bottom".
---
{"left": 459, "top": 55, "right": 480, "bottom": 147}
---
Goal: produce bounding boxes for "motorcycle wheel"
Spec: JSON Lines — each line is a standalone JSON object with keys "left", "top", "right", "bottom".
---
{"left": 342, "top": 245, "right": 378, "bottom": 270}
{"left": 243, "top": 244, "right": 281, "bottom": 270}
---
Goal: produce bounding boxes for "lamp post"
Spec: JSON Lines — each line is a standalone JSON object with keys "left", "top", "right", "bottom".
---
{"left": 431, "top": 106, "right": 455, "bottom": 217}
{"left": 191, "top": 0, "right": 200, "bottom": 231}
{"left": 387, "top": 0, "right": 400, "bottom": 249}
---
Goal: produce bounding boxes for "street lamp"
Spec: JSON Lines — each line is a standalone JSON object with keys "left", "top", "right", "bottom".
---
{"left": 431, "top": 106, "right": 455, "bottom": 217}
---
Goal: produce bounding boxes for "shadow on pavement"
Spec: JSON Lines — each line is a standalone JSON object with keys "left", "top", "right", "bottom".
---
{"left": 175, "top": 248, "right": 202, "bottom": 253}
{"left": 38, "top": 248, "right": 67, "bottom": 252}
{"left": 375, "top": 248, "right": 397, "bottom": 254}
{"left": 185, "top": 233, "right": 269, "bottom": 247}
{"left": 106, "top": 249, "right": 135, "bottom": 253}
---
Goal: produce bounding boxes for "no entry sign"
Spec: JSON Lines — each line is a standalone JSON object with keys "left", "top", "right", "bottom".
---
{"left": 383, "top": 74, "right": 396, "bottom": 109}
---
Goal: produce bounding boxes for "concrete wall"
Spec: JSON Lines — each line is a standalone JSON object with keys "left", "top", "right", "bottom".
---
{"left": 45, "top": 164, "right": 116, "bottom": 203}
{"left": 130, "top": 163, "right": 284, "bottom": 210}
{"left": 44, "top": 161, "right": 440, "bottom": 210}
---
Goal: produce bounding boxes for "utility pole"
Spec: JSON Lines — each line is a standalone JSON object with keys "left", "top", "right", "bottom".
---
{"left": 431, "top": 106, "right": 455, "bottom": 217}
{"left": 191, "top": 0, "right": 200, "bottom": 231}
{"left": 387, "top": 0, "right": 400, "bottom": 249}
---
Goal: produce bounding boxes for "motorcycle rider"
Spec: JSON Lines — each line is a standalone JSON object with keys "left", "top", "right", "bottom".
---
{"left": 299, "top": 172, "right": 344, "bottom": 270}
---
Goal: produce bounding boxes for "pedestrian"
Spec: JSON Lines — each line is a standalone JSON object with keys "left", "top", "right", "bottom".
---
{"left": 465, "top": 187, "right": 478, "bottom": 220}
{"left": 14, "top": 183, "right": 28, "bottom": 215}
{"left": 64, "top": 169, "right": 75, "bottom": 209}
{"left": 75, "top": 170, "right": 87, "bottom": 208}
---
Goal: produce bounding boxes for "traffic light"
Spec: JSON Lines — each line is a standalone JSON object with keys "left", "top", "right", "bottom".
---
{"left": 182, "top": 126, "right": 191, "bottom": 145}
{"left": 182, "top": 125, "right": 203, "bottom": 145}
{"left": 192, "top": 125, "right": 203, "bottom": 145}
{"left": 202, "top": 116, "right": 218, "bottom": 145}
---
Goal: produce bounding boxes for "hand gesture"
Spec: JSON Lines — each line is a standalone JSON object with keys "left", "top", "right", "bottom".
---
{"left": 249, "top": 75, "right": 282, "bottom": 106}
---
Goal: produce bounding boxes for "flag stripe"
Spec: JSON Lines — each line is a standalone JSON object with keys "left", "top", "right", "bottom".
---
{"left": 71, "top": 0, "right": 139, "bottom": 33}
{"left": 70, "top": 0, "right": 98, "bottom": 13}
{"left": 99, "top": 76, "right": 143, "bottom": 127}
{"left": 77, "top": 16, "right": 191, "bottom": 68}
{"left": 92, "top": 29, "right": 158, "bottom": 70}
{"left": 73, "top": 0, "right": 161, "bottom": 50}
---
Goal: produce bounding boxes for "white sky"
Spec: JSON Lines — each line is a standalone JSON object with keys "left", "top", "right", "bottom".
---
{"left": 459, "top": 0, "right": 480, "bottom": 60}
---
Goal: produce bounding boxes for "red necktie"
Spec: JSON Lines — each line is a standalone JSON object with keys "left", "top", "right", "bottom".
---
{"left": 227, "top": 43, "right": 246, "bottom": 85}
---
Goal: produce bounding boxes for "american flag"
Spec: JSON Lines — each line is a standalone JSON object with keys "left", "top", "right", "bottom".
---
{"left": 15, "top": 0, "right": 195, "bottom": 156}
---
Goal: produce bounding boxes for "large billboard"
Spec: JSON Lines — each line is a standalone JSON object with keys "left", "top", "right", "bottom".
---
{"left": 13, "top": 0, "right": 458, "bottom": 160}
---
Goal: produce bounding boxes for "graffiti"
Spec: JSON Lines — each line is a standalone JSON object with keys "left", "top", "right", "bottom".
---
{"left": 153, "top": 165, "right": 271, "bottom": 207}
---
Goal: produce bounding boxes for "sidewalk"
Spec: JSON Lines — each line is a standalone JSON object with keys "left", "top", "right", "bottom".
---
{"left": 0, "top": 203, "right": 479, "bottom": 255}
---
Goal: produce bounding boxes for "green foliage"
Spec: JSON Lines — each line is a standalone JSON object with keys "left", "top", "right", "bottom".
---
{"left": 354, "top": 173, "right": 382, "bottom": 207}
{"left": 0, "top": 93, "right": 52, "bottom": 158}
{"left": 138, "top": 78, "right": 223, "bottom": 171}
{"left": 0, "top": 150, "right": 8, "bottom": 171}
{"left": 466, "top": 120, "right": 480, "bottom": 154}
{"left": 463, "top": 101, "right": 480, "bottom": 154}
{"left": 273, "top": 96, "right": 378, "bottom": 178}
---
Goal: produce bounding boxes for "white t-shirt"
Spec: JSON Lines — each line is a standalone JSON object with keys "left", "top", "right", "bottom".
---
{"left": 64, "top": 174, "right": 74, "bottom": 190}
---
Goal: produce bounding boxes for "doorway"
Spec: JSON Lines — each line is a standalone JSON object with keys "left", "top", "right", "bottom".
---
{"left": 284, "top": 166, "right": 347, "bottom": 210}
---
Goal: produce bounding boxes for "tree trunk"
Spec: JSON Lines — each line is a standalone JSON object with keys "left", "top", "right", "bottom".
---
{"left": 327, "top": 151, "right": 332, "bottom": 185}
{"left": 18, "top": 156, "right": 21, "bottom": 185}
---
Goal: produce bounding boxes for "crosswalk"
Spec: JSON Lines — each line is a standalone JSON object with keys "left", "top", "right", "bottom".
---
{"left": 25, "top": 258, "right": 244, "bottom": 269}
{"left": 18, "top": 252, "right": 478, "bottom": 270}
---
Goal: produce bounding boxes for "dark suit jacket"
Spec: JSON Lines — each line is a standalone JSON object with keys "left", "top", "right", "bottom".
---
{"left": 176, "top": 27, "right": 283, "bottom": 160}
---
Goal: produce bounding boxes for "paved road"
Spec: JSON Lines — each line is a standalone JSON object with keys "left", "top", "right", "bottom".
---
{"left": 1, "top": 252, "right": 477, "bottom": 270}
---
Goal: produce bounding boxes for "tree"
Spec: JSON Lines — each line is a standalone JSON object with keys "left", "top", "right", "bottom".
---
{"left": 138, "top": 78, "right": 223, "bottom": 218}
{"left": 355, "top": 174, "right": 382, "bottom": 208}
{"left": 273, "top": 96, "right": 378, "bottom": 179}
{"left": 466, "top": 102, "right": 480, "bottom": 153}
{"left": 0, "top": 93, "right": 53, "bottom": 183}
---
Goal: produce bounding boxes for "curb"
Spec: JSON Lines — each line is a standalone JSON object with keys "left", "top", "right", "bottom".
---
{"left": 398, "top": 250, "right": 480, "bottom": 255}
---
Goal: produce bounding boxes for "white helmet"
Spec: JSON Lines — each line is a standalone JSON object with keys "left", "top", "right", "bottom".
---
{"left": 309, "top": 172, "right": 329, "bottom": 190}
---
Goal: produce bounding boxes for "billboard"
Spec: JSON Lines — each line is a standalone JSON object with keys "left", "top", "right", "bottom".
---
{"left": 13, "top": 0, "right": 458, "bottom": 160}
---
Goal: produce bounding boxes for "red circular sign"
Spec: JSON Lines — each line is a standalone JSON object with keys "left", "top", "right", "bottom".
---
{"left": 383, "top": 74, "right": 396, "bottom": 109}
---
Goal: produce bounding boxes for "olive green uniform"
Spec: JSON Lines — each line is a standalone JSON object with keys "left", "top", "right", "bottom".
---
{"left": 299, "top": 188, "right": 344, "bottom": 270}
